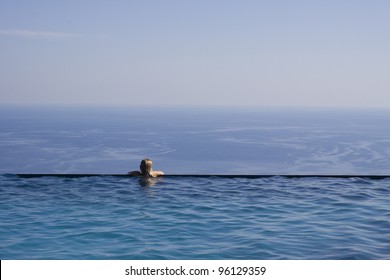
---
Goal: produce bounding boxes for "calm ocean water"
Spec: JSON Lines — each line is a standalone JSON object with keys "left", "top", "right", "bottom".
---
{"left": 0, "top": 106, "right": 390, "bottom": 259}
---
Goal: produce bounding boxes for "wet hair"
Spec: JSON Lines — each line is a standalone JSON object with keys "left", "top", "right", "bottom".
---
{"left": 140, "top": 158, "right": 155, "bottom": 177}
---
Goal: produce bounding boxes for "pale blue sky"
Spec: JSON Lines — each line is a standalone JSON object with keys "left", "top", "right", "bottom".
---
{"left": 1, "top": 0, "right": 389, "bottom": 107}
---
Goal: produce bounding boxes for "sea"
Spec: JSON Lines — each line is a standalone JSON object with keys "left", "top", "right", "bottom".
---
{"left": 0, "top": 106, "right": 389, "bottom": 259}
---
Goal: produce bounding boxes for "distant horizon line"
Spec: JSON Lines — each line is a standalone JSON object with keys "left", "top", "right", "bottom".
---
{"left": 1, "top": 103, "right": 390, "bottom": 110}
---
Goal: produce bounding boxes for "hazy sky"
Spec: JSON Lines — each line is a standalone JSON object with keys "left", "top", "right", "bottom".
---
{"left": 1, "top": 0, "right": 389, "bottom": 107}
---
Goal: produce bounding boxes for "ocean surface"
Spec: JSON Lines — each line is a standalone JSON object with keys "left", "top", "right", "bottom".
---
{"left": 0, "top": 106, "right": 390, "bottom": 259}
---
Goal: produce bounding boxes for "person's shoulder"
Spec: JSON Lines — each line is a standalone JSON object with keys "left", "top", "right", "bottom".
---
{"left": 153, "top": 170, "right": 164, "bottom": 177}
{"left": 128, "top": 171, "right": 142, "bottom": 176}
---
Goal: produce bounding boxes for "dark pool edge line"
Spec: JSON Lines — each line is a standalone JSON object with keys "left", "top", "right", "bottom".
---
{"left": 12, "top": 174, "right": 390, "bottom": 179}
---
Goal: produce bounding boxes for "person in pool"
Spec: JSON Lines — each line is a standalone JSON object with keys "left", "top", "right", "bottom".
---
{"left": 128, "top": 159, "right": 164, "bottom": 178}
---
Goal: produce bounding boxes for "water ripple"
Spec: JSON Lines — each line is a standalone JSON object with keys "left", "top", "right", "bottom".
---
{"left": 0, "top": 175, "right": 389, "bottom": 259}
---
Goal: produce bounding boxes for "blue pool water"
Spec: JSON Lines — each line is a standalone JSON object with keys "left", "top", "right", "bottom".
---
{"left": 0, "top": 174, "right": 389, "bottom": 259}
{"left": 0, "top": 106, "right": 390, "bottom": 259}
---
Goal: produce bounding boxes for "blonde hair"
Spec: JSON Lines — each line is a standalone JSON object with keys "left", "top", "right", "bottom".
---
{"left": 140, "top": 158, "right": 155, "bottom": 177}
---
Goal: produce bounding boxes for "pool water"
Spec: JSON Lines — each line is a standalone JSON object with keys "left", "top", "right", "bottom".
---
{"left": 1, "top": 174, "right": 389, "bottom": 259}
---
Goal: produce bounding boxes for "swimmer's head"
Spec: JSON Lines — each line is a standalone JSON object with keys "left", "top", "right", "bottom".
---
{"left": 140, "top": 158, "right": 153, "bottom": 177}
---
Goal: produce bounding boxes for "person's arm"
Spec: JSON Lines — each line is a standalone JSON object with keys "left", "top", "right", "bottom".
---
{"left": 128, "top": 171, "right": 141, "bottom": 176}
